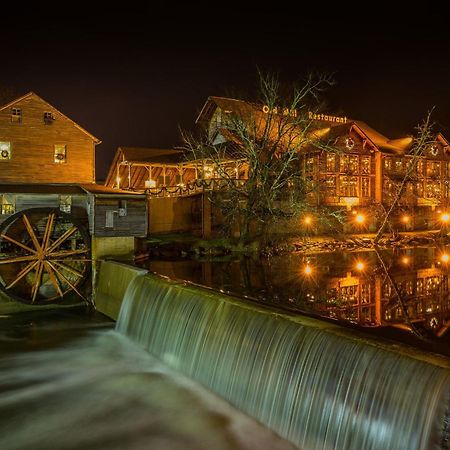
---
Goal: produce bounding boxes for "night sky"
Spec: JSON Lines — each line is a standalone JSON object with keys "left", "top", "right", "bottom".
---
{"left": 2, "top": 6, "right": 450, "bottom": 181}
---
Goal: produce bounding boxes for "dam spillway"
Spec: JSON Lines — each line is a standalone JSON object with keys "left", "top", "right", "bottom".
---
{"left": 96, "top": 261, "right": 450, "bottom": 450}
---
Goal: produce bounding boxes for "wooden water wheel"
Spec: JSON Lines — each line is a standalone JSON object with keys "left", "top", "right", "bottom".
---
{"left": 0, "top": 208, "right": 91, "bottom": 304}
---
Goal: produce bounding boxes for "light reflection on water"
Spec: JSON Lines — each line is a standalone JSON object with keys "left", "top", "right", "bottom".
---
{"left": 142, "top": 245, "right": 450, "bottom": 347}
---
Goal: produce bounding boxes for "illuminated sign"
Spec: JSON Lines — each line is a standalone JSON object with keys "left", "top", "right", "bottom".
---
{"left": 262, "top": 105, "right": 297, "bottom": 117}
{"left": 308, "top": 111, "right": 347, "bottom": 124}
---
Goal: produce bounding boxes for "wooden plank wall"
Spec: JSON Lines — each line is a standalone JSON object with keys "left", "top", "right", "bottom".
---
{"left": 0, "top": 95, "right": 96, "bottom": 184}
{"left": 90, "top": 197, "right": 147, "bottom": 237}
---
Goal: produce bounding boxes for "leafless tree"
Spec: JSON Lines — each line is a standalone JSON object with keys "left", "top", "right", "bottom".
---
{"left": 374, "top": 112, "right": 435, "bottom": 244}
{"left": 182, "top": 71, "right": 334, "bottom": 241}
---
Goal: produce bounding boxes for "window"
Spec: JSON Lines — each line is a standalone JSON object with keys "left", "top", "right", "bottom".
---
{"left": 384, "top": 157, "right": 392, "bottom": 172}
{"left": 0, "top": 142, "right": 11, "bottom": 160}
{"left": 324, "top": 176, "right": 336, "bottom": 196}
{"left": 326, "top": 153, "right": 336, "bottom": 172}
{"left": 59, "top": 195, "right": 72, "bottom": 213}
{"left": 340, "top": 155, "right": 358, "bottom": 174}
{"left": 426, "top": 161, "right": 441, "bottom": 177}
{"left": 416, "top": 160, "right": 424, "bottom": 177}
{"left": 44, "top": 112, "right": 54, "bottom": 124}
{"left": 339, "top": 176, "right": 358, "bottom": 197}
{"left": 361, "top": 177, "right": 370, "bottom": 197}
{"left": 425, "top": 180, "right": 441, "bottom": 198}
{"left": 54, "top": 144, "right": 67, "bottom": 163}
{"left": 11, "top": 108, "right": 21, "bottom": 123}
{"left": 361, "top": 156, "right": 370, "bottom": 174}
{"left": 0, "top": 194, "right": 15, "bottom": 215}
{"left": 394, "top": 158, "right": 403, "bottom": 172}
{"left": 305, "top": 156, "right": 315, "bottom": 173}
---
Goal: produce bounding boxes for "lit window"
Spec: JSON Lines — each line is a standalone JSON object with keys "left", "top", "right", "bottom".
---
{"left": 361, "top": 156, "right": 370, "bottom": 174}
{"left": 416, "top": 160, "right": 424, "bottom": 177}
{"left": 326, "top": 153, "right": 336, "bottom": 172}
{"left": 0, "top": 194, "right": 15, "bottom": 215}
{"left": 54, "top": 144, "right": 67, "bottom": 163}
{"left": 426, "top": 161, "right": 441, "bottom": 177}
{"left": 339, "top": 176, "right": 358, "bottom": 197}
{"left": 324, "top": 176, "right": 336, "bottom": 196}
{"left": 11, "top": 108, "right": 21, "bottom": 123}
{"left": 0, "top": 142, "right": 11, "bottom": 160}
{"left": 394, "top": 158, "right": 403, "bottom": 172}
{"left": 361, "top": 177, "right": 370, "bottom": 197}
{"left": 340, "top": 155, "right": 358, "bottom": 173}
{"left": 59, "top": 195, "right": 71, "bottom": 213}
{"left": 305, "top": 156, "right": 315, "bottom": 173}
{"left": 44, "top": 112, "right": 54, "bottom": 124}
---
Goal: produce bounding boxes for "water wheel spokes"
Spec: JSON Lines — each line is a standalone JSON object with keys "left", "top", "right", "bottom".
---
{"left": 0, "top": 208, "right": 91, "bottom": 304}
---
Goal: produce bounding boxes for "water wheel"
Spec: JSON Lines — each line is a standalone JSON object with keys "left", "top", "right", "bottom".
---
{"left": 0, "top": 208, "right": 91, "bottom": 304}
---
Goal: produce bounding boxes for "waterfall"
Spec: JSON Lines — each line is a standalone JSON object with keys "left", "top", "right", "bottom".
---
{"left": 115, "top": 270, "right": 450, "bottom": 450}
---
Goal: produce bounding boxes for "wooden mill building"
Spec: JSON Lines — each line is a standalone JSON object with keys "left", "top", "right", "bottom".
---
{"left": 0, "top": 92, "right": 147, "bottom": 305}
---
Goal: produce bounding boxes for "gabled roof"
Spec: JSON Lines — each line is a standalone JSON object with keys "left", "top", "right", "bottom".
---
{"left": 104, "top": 147, "right": 185, "bottom": 187}
{"left": 196, "top": 96, "right": 263, "bottom": 124}
{"left": 117, "top": 146, "right": 183, "bottom": 162}
{"left": 0, "top": 91, "right": 101, "bottom": 144}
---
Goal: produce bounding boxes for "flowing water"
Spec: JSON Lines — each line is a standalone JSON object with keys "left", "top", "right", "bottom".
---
{"left": 116, "top": 270, "right": 450, "bottom": 450}
{"left": 143, "top": 246, "right": 450, "bottom": 351}
{"left": 0, "top": 310, "right": 295, "bottom": 450}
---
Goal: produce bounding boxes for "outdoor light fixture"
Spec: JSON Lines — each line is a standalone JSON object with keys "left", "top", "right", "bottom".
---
{"left": 145, "top": 179, "right": 156, "bottom": 189}
{"left": 303, "top": 215, "right": 312, "bottom": 225}
{"left": 441, "top": 254, "right": 449, "bottom": 263}
{"left": 116, "top": 176, "right": 121, "bottom": 188}
{"left": 355, "top": 213, "right": 365, "bottom": 224}
{"left": 440, "top": 213, "right": 450, "bottom": 223}
{"left": 401, "top": 215, "right": 410, "bottom": 223}
{"left": 401, "top": 256, "right": 410, "bottom": 265}
{"left": 355, "top": 261, "right": 365, "bottom": 271}
{"left": 304, "top": 264, "right": 313, "bottom": 275}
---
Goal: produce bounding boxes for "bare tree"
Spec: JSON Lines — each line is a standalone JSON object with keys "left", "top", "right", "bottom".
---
{"left": 182, "top": 71, "right": 334, "bottom": 241}
{"left": 374, "top": 112, "right": 435, "bottom": 244}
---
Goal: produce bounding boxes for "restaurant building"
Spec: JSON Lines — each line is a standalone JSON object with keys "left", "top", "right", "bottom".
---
{"left": 107, "top": 96, "right": 450, "bottom": 234}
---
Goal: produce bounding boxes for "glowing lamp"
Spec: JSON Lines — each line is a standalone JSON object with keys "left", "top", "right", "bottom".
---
{"left": 304, "top": 264, "right": 312, "bottom": 275}
{"left": 355, "top": 213, "right": 365, "bottom": 224}
{"left": 303, "top": 215, "right": 312, "bottom": 225}
{"left": 401, "top": 215, "right": 410, "bottom": 224}
{"left": 401, "top": 256, "right": 410, "bottom": 265}
{"left": 355, "top": 261, "right": 365, "bottom": 271}
{"left": 441, "top": 254, "right": 449, "bottom": 263}
{"left": 115, "top": 177, "right": 121, "bottom": 188}
{"left": 441, "top": 213, "right": 450, "bottom": 223}
{"left": 145, "top": 179, "right": 156, "bottom": 189}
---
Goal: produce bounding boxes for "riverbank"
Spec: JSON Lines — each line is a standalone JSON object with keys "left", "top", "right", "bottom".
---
{"left": 141, "top": 230, "right": 449, "bottom": 259}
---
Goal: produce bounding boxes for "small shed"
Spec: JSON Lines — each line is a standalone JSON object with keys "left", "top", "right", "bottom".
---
{"left": 81, "top": 185, "right": 147, "bottom": 237}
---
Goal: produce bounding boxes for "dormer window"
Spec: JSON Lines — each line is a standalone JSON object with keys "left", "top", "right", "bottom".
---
{"left": 11, "top": 108, "right": 21, "bottom": 123}
{"left": 54, "top": 144, "right": 67, "bottom": 163}
{"left": 44, "top": 112, "right": 55, "bottom": 124}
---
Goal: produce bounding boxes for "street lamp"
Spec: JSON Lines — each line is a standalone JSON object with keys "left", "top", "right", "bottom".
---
{"left": 355, "top": 213, "right": 365, "bottom": 224}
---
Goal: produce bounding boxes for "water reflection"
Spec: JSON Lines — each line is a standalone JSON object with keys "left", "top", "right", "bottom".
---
{"left": 142, "top": 246, "right": 450, "bottom": 342}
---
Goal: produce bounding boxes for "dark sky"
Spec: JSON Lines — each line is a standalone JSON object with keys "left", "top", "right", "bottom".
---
{"left": 2, "top": 5, "right": 450, "bottom": 180}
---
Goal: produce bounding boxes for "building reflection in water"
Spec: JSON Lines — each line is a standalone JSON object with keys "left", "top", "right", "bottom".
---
{"left": 145, "top": 246, "right": 450, "bottom": 340}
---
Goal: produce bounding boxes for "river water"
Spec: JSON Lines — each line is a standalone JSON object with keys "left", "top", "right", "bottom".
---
{"left": 0, "top": 309, "right": 295, "bottom": 450}
{"left": 142, "top": 245, "right": 450, "bottom": 356}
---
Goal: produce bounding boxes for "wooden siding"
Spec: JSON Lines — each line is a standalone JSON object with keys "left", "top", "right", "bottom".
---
{"left": 0, "top": 94, "right": 96, "bottom": 184}
{"left": 0, "top": 193, "right": 87, "bottom": 225}
{"left": 88, "top": 197, "right": 147, "bottom": 237}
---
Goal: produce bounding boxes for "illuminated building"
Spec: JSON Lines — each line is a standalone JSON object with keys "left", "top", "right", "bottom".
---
{"left": 105, "top": 96, "right": 450, "bottom": 233}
